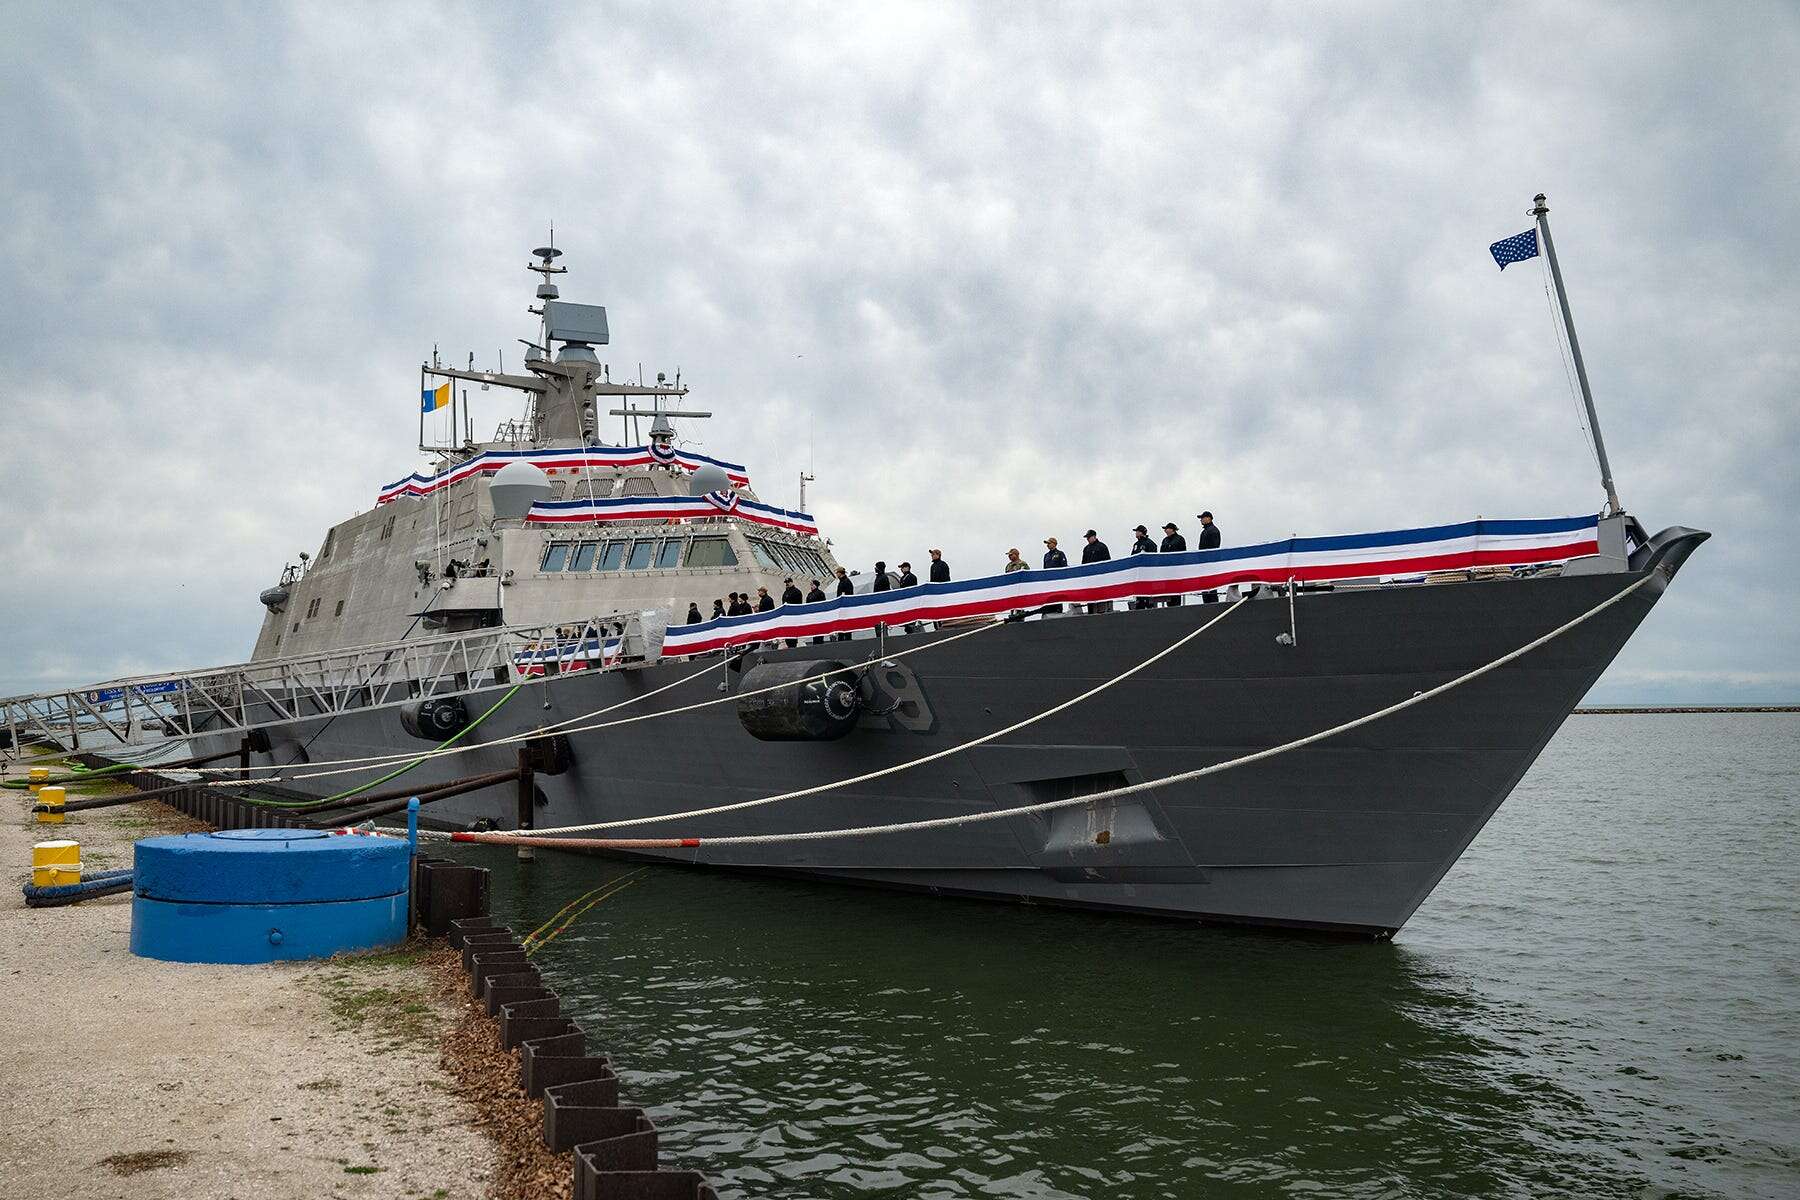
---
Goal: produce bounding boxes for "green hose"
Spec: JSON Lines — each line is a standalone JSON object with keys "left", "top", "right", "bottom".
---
{"left": 240, "top": 684, "right": 522, "bottom": 808}
{"left": 3, "top": 761, "right": 137, "bottom": 790}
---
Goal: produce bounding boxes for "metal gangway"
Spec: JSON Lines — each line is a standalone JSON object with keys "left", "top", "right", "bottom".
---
{"left": 1, "top": 611, "right": 656, "bottom": 757}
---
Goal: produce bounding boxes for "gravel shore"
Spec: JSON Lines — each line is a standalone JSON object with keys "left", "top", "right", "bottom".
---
{"left": 0, "top": 763, "right": 499, "bottom": 1199}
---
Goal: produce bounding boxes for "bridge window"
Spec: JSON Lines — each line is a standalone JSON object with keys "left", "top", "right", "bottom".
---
{"left": 625, "top": 540, "right": 656, "bottom": 570}
{"left": 596, "top": 541, "right": 626, "bottom": 571}
{"left": 656, "top": 540, "right": 684, "bottom": 569}
{"left": 747, "top": 539, "right": 781, "bottom": 571}
{"left": 541, "top": 543, "right": 571, "bottom": 572}
{"left": 570, "top": 542, "right": 598, "bottom": 572}
{"left": 685, "top": 537, "right": 738, "bottom": 568}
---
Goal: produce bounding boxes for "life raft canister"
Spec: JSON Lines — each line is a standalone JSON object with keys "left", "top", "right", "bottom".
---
{"left": 735, "top": 660, "right": 863, "bottom": 741}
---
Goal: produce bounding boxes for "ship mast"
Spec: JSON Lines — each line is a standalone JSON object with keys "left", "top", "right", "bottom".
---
{"left": 1532, "top": 193, "right": 1623, "bottom": 517}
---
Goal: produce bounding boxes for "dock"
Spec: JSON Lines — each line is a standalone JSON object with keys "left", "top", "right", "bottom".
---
{"left": 1, "top": 761, "right": 496, "bottom": 1197}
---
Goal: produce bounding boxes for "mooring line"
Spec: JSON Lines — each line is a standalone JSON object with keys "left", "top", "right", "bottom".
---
{"left": 495, "top": 596, "right": 1248, "bottom": 838}
{"left": 439, "top": 574, "right": 1653, "bottom": 853}
{"left": 236, "top": 684, "right": 524, "bottom": 809}
{"left": 221, "top": 616, "right": 1007, "bottom": 785}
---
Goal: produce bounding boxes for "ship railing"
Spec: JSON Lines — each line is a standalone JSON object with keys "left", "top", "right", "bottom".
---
{"left": 0, "top": 610, "right": 648, "bottom": 755}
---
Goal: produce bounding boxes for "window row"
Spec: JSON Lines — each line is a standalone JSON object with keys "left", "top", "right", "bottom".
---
{"left": 541, "top": 535, "right": 739, "bottom": 574}
{"left": 746, "top": 537, "right": 832, "bottom": 579}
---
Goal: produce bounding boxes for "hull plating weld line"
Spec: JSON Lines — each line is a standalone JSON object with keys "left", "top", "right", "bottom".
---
{"left": 130, "top": 828, "right": 410, "bottom": 963}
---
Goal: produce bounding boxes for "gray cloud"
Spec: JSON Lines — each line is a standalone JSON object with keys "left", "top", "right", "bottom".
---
{"left": 2, "top": 2, "right": 1796, "bottom": 702}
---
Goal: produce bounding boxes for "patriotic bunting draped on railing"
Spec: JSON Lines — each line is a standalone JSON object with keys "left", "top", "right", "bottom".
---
{"left": 513, "top": 633, "right": 621, "bottom": 677}
{"left": 526, "top": 494, "right": 819, "bottom": 536}
{"left": 659, "top": 515, "right": 1603, "bottom": 657}
{"left": 377, "top": 446, "right": 751, "bottom": 505}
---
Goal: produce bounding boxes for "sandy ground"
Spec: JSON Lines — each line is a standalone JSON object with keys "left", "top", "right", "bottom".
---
{"left": 0, "top": 762, "right": 498, "bottom": 1199}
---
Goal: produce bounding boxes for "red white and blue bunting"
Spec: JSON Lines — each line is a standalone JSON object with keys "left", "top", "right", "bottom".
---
{"left": 526, "top": 493, "right": 818, "bottom": 536}
{"left": 512, "top": 632, "right": 621, "bottom": 677}
{"left": 659, "top": 514, "right": 1603, "bottom": 657}
{"left": 377, "top": 446, "right": 750, "bottom": 505}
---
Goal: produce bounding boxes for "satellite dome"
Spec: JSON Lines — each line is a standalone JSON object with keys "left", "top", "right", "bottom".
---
{"left": 688, "top": 464, "right": 731, "bottom": 496}
{"left": 489, "top": 460, "right": 552, "bottom": 521}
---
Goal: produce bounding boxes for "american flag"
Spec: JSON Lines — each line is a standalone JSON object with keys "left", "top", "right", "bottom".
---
{"left": 1489, "top": 229, "right": 1540, "bottom": 270}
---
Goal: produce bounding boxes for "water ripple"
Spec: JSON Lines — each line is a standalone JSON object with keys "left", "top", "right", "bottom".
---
{"left": 463, "top": 714, "right": 1800, "bottom": 1199}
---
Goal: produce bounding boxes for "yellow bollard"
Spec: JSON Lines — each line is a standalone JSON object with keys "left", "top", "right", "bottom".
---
{"left": 27, "top": 766, "right": 50, "bottom": 798}
{"left": 37, "top": 784, "right": 66, "bottom": 824}
{"left": 32, "top": 838, "right": 81, "bottom": 886}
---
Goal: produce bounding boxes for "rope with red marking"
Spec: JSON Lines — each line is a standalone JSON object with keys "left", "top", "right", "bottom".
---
{"left": 441, "top": 573, "right": 1653, "bottom": 853}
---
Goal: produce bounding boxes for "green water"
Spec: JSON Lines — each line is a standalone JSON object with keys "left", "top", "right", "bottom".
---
{"left": 457, "top": 714, "right": 1799, "bottom": 1198}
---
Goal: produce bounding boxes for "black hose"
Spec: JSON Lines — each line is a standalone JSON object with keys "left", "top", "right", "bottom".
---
{"left": 23, "top": 869, "right": 135, "bottom": 908}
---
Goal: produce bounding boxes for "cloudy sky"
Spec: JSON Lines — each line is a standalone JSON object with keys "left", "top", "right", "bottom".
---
{"left": 2, "top": 3, "right": 1795, "bottom": 703}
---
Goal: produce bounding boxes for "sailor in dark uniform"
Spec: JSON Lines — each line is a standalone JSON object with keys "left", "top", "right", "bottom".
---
{"left": 1081, "top": 530, "right": 1111, "bottom": 614}
{"left": 805, "top": 579, "right": 827, "bottom": 643}
{"left": 781, "top": 577, "right": 804, "bottom": 605}
{"left": 872, "top": 561, "right": 892, "bottom": 592}
{"left": 1196, "top": 511, "right": 1222, "bottom": 603}
{"left": 928, "top": 549, "right": 950, "bottom": 582}
{"left": 685, "top": 602, "right": 703, "bottom": 624}
{"left": 1159, "top": 523, "right": 1186, "bottom": 606}
{"left": 1129, "top": 525, "right": 1156, "bottom": 608}
{"left": 833, "top": 567, "right": 854, "bottom": 640}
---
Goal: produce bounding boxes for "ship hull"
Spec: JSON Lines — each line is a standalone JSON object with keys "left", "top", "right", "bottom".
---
{"left": 197, "top": 536, "right": 1702, "bottom": 936}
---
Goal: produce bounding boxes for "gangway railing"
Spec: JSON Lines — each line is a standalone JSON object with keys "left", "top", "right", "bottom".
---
{"left": 1, "top": 610, "right": 655, "bottom": 757}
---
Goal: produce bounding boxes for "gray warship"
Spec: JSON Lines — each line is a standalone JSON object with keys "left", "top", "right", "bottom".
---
{"left": 4, "top": 204, "right": 1708, "bottom": 936}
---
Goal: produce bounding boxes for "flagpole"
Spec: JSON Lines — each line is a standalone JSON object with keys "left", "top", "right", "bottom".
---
{"left": 1532, "top": 193, "right": 1622, "bottom": 517}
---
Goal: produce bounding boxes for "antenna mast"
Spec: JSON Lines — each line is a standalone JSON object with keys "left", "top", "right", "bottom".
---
{"left": 1532, "top": 194, "right": 1623, "bottom": 517}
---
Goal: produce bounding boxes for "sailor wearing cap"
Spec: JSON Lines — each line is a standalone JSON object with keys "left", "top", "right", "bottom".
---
{"left": 1041, "top": 537, "right": 1069, "bottom": 614}
{"left": 1196, "top": 511, "right": 1222, "bottom": 602}
{"left": 896, "top": 562, "right": 918, "bottom": 588}
{"left": 1129, "top": 525, "right": 1156, "bottom": 608}
{"left": 928, "top": 549, "right": 950, "bottom": 583}
{"left": 1159, "top": 523, "right": 1187, "bottom": 606}
{"left": 1081, "top": 529, "right": 1111, "bottom": 614}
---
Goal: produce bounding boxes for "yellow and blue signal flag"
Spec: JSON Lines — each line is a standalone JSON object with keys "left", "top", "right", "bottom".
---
{"left": 421, "top": 381, "right": 450, "bottom": 412}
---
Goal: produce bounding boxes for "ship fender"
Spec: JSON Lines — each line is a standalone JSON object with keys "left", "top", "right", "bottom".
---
{"left": 735, "top": 660, "right": 862, "bottom": 742}
{"left": 400, "top": 696, "right": 470, "bottom": 742}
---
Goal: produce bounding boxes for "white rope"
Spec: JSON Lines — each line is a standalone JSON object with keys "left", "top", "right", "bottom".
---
{"left": 222, "top": 617, "right": 1007, "bottom": 783}
{"left": 504, "top": 596, "right": 1249, "bottom": 836}
{"left": 440, "top": 573, "right": 1652, "bottom": 850}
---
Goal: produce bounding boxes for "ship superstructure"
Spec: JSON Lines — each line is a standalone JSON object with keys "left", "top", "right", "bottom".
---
{"left": 254, "top": 242, "right": 837, "bottom": 663}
